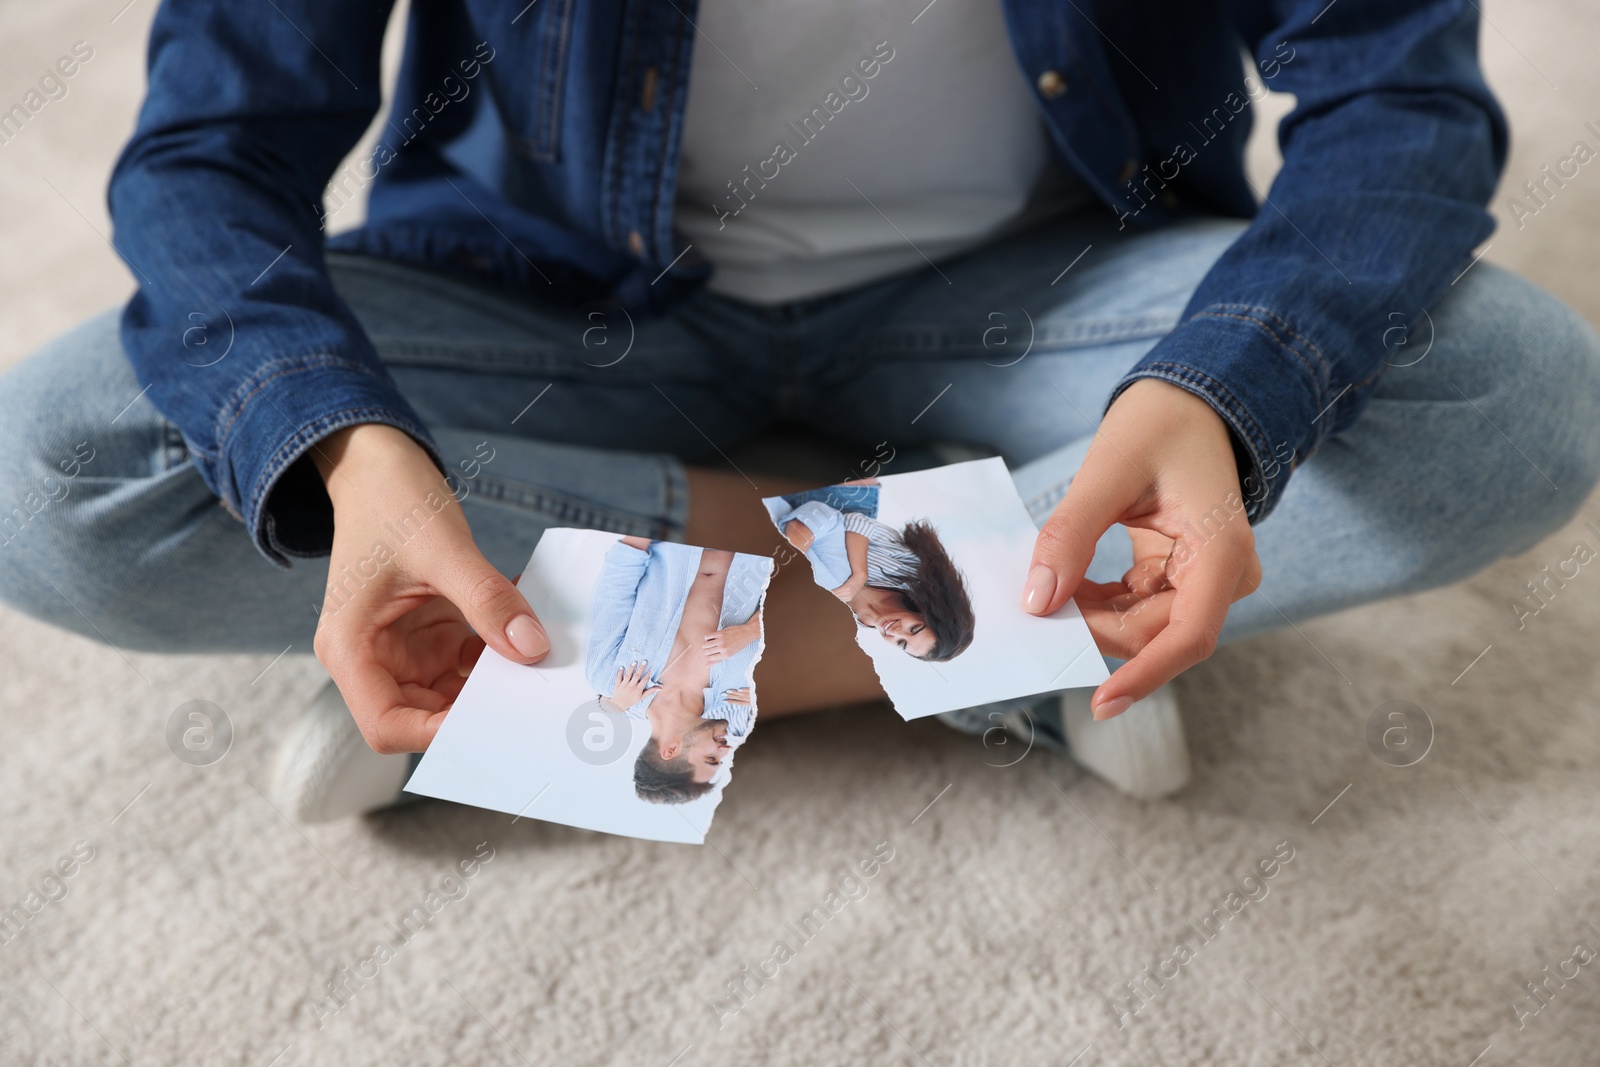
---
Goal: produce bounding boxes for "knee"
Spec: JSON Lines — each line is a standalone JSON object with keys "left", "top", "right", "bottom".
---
{"left": 1497, "top": 274, "right": 1600, "bottom": 544}
{"left": 0, "top": 311, "right": 143, "bottom": 639}
{"left": 1441, "top": 266, "right": 1600, "bottom": 558}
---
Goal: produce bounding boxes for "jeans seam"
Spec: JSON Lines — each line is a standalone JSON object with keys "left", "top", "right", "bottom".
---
{"left": 373, "top": 340, "right": 707, "bottom": 380}
{"left": 843, "top": 313, "right": 1180, "bottom": 361}
{"left": 459, "top": 459, "right": 686, "bottom": 540}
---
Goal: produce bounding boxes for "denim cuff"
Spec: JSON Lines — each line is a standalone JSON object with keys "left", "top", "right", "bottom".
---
{"left": 1106, "top": 303, "right": 1344, "bottom": 524}
{"left": 210, "top": 353, "right": 445, "bottom": 568}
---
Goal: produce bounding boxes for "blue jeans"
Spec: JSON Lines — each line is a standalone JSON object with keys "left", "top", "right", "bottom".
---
{"left": 1, "top": 212, "right": 1597, "bottom": 675}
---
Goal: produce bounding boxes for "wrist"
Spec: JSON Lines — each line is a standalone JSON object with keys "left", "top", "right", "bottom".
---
{"left": 1118, "top": 379, "right": 1236, "bottom": 458}
{"left": 313, "top": 423, "right": 433, "bottom": 508}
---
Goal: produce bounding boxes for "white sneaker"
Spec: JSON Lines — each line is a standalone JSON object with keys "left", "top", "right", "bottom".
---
{"left": 1060, "top": 685, "right": 1192, "bottom": 800}
{"left": 268, "top": 681, "right": 418, "bottom": 823}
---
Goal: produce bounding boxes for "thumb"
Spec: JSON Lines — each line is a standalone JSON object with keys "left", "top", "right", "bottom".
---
{"left": 439, "top": 542, "right": 549, "bottom": 664}
{"left": 1024, "top": 457, "right": 1137, "bottom": 617}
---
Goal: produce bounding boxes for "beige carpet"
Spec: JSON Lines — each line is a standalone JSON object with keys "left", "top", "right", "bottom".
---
{"left": 4, "top": 4, "right": 1600, "bottom": 1065}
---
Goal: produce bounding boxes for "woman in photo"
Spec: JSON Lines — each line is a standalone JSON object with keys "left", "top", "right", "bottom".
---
{"left": 768, "top": 484, "right": 975, "bottom": 663}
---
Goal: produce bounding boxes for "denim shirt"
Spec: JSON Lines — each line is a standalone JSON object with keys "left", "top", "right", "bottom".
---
{"left": 583, "top": 542, "right": 770, "bottom": 737}
{"left": 109, "top": 0, "right": 1505, "bottom": 565}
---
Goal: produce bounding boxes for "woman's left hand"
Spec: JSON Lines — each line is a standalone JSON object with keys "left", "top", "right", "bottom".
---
{"left": 830, "top": 575, "right": 865, "bottom": 602}
{"left": 721, "top": 687, "right": 754, "bottom": 706}
{"left": 705, "top": 618, "right": 761, "bottom": 662}
{"left": 609, "top": 661, "right": 658, "bottom": 709}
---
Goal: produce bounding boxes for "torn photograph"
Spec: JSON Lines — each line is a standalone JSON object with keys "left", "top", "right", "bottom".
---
{"left": 764, "top": 457, "right": 1108, "bottom": 718}
{"left": 404, "top": 528, "right": 774, "bottom": 843}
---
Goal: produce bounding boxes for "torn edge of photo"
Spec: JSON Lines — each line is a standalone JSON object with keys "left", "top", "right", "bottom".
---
{"left": 763, "top": 456, "right": 1109, "bottom": 719}
{"left": 405, "top": 528, "right": 775, "bottom": 844}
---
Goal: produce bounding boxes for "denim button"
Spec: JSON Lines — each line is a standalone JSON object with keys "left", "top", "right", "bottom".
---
{"left": 1035, "top": 70, "right": 1067, "bottom": 98}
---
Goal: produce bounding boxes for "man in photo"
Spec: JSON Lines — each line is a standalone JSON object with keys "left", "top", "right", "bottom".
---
{"left": 768, "top": 484, "right": 975, "bottom": 663}
{"left": 584, "top": 537, "right": 767, "bottom": 804}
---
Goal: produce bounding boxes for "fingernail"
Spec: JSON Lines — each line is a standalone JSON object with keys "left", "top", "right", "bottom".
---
{"left": 1093, "top": 695, "right": 1133, "bottom": 721}
{"left": 1022, "top": 565, "right": 1058, "bottom": 614}
{"left": 506, "top": 615, "right": 549, "bottom": 660}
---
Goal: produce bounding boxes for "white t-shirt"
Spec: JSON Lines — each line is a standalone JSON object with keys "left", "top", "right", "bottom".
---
{"left": 672, "top": 0, "right": 1088, "bottom": 305}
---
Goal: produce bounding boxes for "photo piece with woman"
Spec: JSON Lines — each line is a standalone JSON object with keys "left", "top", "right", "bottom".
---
{"left": 764, "top": 457, "right": 1108, "bottom": 719}
{"left": 405, "top": 528, "right": 774, "bottom": 843}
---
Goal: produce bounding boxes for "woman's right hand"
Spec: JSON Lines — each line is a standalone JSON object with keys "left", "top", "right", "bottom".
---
{"left": 830, "top": 575, "right": 866, "bottom": 602}
{"left": 1024, "top": 380, "right": 1261, "bottom": 719}
{"left": 609, "top": 661, "right": 658, "bottom": 709}
{"left": 311, "top": 424, "right": 550, "bottom": 754}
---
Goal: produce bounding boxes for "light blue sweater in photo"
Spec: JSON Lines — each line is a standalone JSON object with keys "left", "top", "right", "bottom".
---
{"left": 765, "top": 499, "right": 854, "bottom": 590}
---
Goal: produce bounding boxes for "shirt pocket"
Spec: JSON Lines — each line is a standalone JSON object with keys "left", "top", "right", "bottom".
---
{"left": 491, "top": 0, "right": 576, "bottom": 163}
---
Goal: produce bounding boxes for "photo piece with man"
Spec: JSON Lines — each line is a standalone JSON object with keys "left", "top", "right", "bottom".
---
{"left": 763, "top": 457, "right": 1108, "bottom": 719}
{"left": 405, "top": 528, "right": 774, "bottom": 843}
